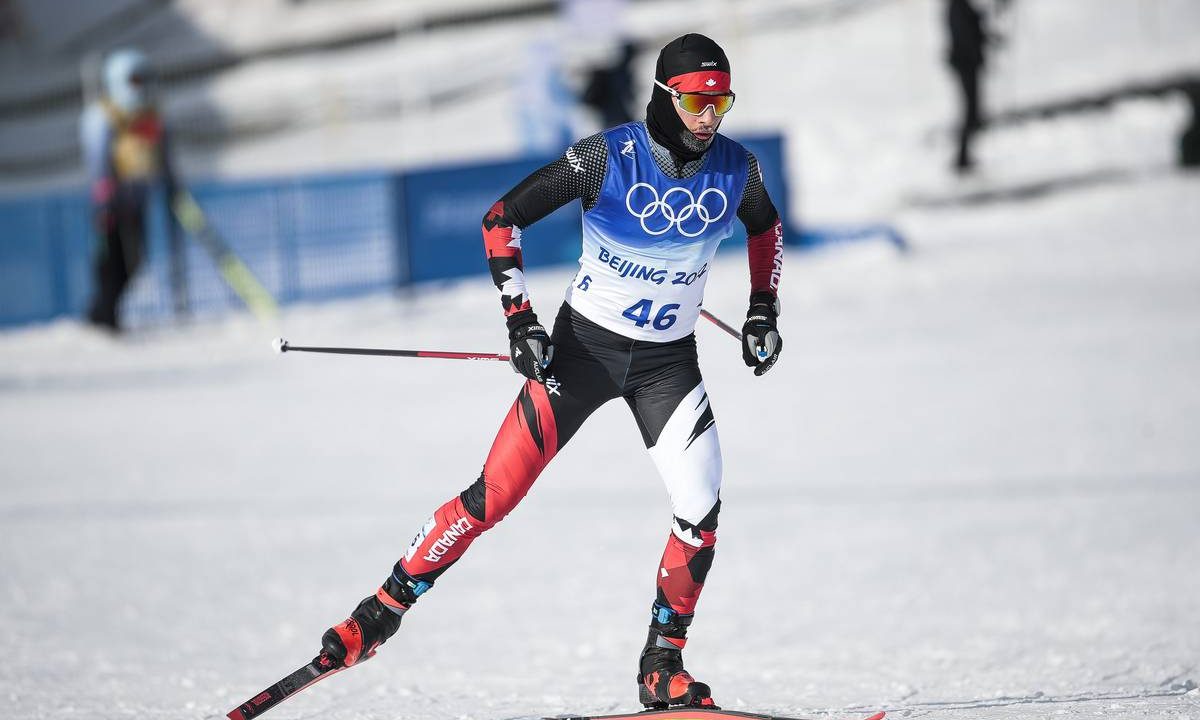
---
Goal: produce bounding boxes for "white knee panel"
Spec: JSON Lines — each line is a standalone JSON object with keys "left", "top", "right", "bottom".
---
{"left": 647, "top": 383, "right": 722, "bottom": 525}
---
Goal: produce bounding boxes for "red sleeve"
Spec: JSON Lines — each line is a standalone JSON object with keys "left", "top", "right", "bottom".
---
{"left": 482, "top": 200, "right": 532, "bottom": 318}
{"left": 482, "top": 137, "right": 607, "bottom": 322}
{"left": 747, "top": 216, "right": 783, "bottom": 296}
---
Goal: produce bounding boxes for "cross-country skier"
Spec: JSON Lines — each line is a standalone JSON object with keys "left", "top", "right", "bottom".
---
{"left": 320, "top": 33, "right": 784, "bottom": 709}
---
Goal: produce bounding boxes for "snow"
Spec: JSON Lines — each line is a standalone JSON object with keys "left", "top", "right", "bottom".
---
{"left": 3, "top": 171, "right": 1200, "bottom": 719}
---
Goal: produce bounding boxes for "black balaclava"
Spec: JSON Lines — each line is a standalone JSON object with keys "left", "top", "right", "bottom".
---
{"left": 645, "top": 33, "right": 731, "bottom": 163}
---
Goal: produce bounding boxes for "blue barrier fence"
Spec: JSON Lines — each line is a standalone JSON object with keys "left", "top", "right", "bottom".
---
{"left": 0, "top": 134, "right": 801, "bottom": 328}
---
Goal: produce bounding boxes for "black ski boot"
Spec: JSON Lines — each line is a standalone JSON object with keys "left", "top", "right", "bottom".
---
{"left": 321, "top": 566, "right": 430, "bottom": 667}
{"left": 636, "top": 602, "right": 717, "bottom": 709}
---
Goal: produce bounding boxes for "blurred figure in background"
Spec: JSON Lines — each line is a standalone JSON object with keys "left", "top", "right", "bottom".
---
{"left": 581, "top": 40, "right": 637, "bottom": 128}
{"left": 81, "top": 47, "right": 179, "bottom": 331}
{"left": 1181, "top": 81, "right": 1200, "bottom": 169}
{"left": 946, "top": 0, "right": 987, "bottom": 174}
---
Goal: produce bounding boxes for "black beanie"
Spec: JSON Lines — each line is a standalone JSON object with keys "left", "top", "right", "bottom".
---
{"left": 645, "top": 34, "right": 731, "bottom": 163}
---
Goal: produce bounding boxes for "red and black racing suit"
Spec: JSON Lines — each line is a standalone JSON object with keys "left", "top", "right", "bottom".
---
{"left": 391, "top": 126, "right": 783, "bottom": 626}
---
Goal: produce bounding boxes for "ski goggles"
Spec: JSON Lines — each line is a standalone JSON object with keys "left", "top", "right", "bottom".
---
{"left": 654, "top": 79, "right": 736, "bottom": 117}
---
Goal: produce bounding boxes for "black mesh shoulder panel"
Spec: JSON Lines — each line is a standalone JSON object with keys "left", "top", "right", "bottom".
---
{"left": 737, "top": 151, "right": 779, "bottom": 236}
{"left": 499, "top": 133, "right": 609, "bottom": 227}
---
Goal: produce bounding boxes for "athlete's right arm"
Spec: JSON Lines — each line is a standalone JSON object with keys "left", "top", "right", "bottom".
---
{"left": 482, "top": 134, "right": 607, "bottom": 381}
{"left": 482, "top": 133, "right": 607, "bottom": 326}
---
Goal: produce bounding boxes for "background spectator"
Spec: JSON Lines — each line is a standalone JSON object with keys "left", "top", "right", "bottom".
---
{"left": 80, "top": 47, "right": 179, "bottom": 331}
{"left": 581, "top": 40, "right": 638, "bottom": 128}
{"left": 946, "top": 0, "right": 987, "bottom": 174}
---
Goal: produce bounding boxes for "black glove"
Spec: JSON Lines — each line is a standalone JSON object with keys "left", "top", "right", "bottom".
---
{"left": 741, "top": 292, "right": 782, "bottom": 376}
{"left": 507, "top": 310, "right": 554, "bottom": 384}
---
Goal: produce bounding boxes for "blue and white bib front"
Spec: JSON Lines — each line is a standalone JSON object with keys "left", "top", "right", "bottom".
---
{"left": 564, "top": 122, "right": 748, "bottom": 342}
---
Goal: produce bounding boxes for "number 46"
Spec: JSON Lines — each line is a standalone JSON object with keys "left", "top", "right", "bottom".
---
{"left": 622, "top": 299, "right": 680, "bottom": 331}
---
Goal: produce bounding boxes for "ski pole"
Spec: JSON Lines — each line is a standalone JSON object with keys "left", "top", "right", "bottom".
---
{"left": 700, "top": 308, "right": 742, "bottom": 341}
{"left": 272, "top": 337, "right": 510, "bottom": 362}
{"left": 275, "top": 311, "right": 740, "bottom": 362}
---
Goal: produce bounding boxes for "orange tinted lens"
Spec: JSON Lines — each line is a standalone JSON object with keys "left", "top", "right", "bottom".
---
{"left": 678, "top": 93, "right": 734, "bottom": 116}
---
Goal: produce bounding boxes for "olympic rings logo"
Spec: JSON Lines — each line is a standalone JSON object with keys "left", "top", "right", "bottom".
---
{"left": 625, "top": 183, "right": 728, "bottom": 238}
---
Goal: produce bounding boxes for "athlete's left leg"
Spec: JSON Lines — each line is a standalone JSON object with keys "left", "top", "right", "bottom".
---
{"left": 635, "top": 379, "right": 722, "bottom": 613}
{"left": 626, "top": 361, "right": 722, "bottom": 707}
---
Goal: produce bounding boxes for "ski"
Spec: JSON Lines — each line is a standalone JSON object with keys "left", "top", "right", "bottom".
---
{"left": 172, "top": 190, "right": 278, "bottom": 323}
{"left": 227, "top": 657, "right": 883, "bottom": 720}
{"left": 547, "top": 709, "right": 885, "bottom": 720}
{"left": 226, "top": 650, "right": 373, "bottom": 720}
